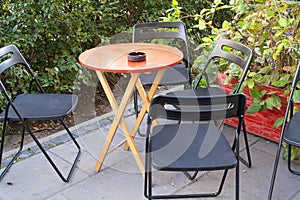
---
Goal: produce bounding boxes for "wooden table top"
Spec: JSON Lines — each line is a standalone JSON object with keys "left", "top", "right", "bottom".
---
{"left": 78, "top": 43, "right": 183, "bottom": 73}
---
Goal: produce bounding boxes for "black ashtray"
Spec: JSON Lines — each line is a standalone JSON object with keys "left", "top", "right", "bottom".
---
{"left": 128, "top": 52, "right": 146, "bottom": 62}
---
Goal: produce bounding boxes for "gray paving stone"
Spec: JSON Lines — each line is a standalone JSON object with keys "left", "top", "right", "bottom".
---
{"left": 44, "top": 193, "right": 69, "bottom": 200}
{"left": 60, "top": 168, "right": 144, "bottom": 200}
{"left": 18, "top": 150, "right": 32, "bottom": 159}
{"left": 2, "top": 91, "right": 300, "bottom": 200}
{"left": 0, "top": 152, "right": 88, "bottom": 200}
{"left": 98, "top": 118, "right": 112, "bottom": 126}
{"left": 74, "top": 127, "right": 89, "bottom": 136}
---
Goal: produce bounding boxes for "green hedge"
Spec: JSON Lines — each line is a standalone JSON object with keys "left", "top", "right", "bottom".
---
{"left": 0, "top": 0, "right": 229, "bottom": 95}
{"left": 0, "top": 0, "right": 171, "bottom": 93}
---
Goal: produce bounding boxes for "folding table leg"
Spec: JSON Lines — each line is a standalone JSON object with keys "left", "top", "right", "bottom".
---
{"left": 124, "top": 69, "right": 166, "bottom": 149}
{"left": 94, "top": 72, "right": 144, "bottom": 174}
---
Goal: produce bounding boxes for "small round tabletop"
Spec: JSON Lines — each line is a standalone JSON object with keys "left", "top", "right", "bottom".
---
{"left": 78, "top": 43, "right": 183, "bottom": 73}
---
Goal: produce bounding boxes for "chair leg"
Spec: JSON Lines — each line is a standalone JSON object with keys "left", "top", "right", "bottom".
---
{"left": 147, "top": 169, "right": 230, "bottom": 199}
{"left": 147, "top": 170, "right": 153, "bottom": 200}
{"left": 25, "top": 120, "right": 80, "bottom": 182}
{"left": 232, "top": 121, "right": 252, "bottom": 168}
{"left": 241, "top": 121, "right": 252, "bottom": 168}
{"left": 268, "top": 136, "right": 284, "bottom": 199}
{"left": 133, "top": 88, "right": 146, "bottom": 137}
{"left": 214, "top": 169, "right": 229, "bottom": 197}
{"left": 144, "top": 135, "right": 152, "bottom": 200}
{"left": 287, "top": 145, "right": 300, "bottom": 175}
{"left": 236, "top": 163, "right": 240, "bottom": 200}
{"left": 133, "top": 88, "right": 139, "bottom": 119}
{"left": 0, "top": 121, "right": 25, "bottom": 180}
{"left": 145, "top": 139, "right": 232, "bottom": 198}
{"left": 145, "top": 134, "right": 230, "bottom": 199}
{"left": 235, "top": 141, "right": 240, "bottom": 200}
{"left": 183, "top": 171, "right": 198, "bottom": 180}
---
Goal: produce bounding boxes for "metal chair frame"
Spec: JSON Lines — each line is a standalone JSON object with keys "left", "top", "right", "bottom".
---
{"left": 132, "top": 22, "right": 191, "bottom": 136}
{"left": 0, "top": 44, "right": 81, "bottom": 182}
{"left": 173, "top": 38, "right": 254, "bottom": 170}
{"left": 268, "top": 62, "right": 300, "bottom": 199}
{"left": 145, "top": 93, "right": 246, "bottom": 199}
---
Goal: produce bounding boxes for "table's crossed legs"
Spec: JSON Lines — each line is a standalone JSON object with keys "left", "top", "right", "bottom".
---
{"left": 94, "top": 69, "right": 166, "bottom": 175}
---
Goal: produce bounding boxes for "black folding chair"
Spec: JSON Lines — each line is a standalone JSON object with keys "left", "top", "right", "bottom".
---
{"left": 166, "top": 38, "right": 254, "bottom": 170}
{"left": 145, "top": 92, "right": 246, "bottom": 199}
{"left": 132, "top": 22, "right": 191, "bottom": 132}
{"left": 268, "top": 62, "right": 300, "bottom": 199}
{"left": 0, "top": 44, "right": 81, "bottom": 182}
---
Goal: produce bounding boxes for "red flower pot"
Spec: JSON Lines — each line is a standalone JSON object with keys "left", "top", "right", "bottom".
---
{"left": 217, "top": 73, "right": 287, "bottom": 143}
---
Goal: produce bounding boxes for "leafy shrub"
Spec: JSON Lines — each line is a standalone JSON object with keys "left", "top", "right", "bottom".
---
{"left": 0, "top": 0, "right": 172, "bottom": 95}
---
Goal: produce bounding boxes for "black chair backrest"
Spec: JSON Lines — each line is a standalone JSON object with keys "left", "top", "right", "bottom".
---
{"left": 133, "top": 22, "right": 187, "bottom": 42}
{"left": 0, "top": 44, "right": 44, "bottom": 94}
{"left": 133, "top": 22, "right": 190, "bottom": 68}
{"left": 198, "top": 38, "right": 254, "bottom": 92}
{"left": 149, "top": 93, "right": 246, "bottom": 122}
{"left": 0, "top": 44, "right": 30, "bottom": 74}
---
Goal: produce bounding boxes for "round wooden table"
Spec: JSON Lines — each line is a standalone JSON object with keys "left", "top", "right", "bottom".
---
{"left": 79, "top": 43, "right": 183, "bottom": 175}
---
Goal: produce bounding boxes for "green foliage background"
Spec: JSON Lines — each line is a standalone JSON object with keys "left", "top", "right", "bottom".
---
{"left": 0, "top": 0, "right": 170, "bottom": 93}
{"left": 0, "top": 0, "right": 221, "bottom": 93}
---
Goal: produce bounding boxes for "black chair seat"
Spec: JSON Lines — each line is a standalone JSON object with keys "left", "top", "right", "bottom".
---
{"left": 145, "top": 93, "right": 246, "bottom": 199}
{"left": 140, "top": 64, "right": 189, "bottom": 86}
{"left": 0, "top": 93, "right": 78, "bottom": 121}
{"left": 167, "top": 86, "right": 252, "bottom": 170}
{"left": 284, "top": 112, "right": 300, "bottom": 146}
{"left": 152, "top": 124, "right": 237, "bottom": 171}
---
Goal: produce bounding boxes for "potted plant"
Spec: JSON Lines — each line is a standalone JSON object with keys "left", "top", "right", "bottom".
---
{"left": 185, "top": 0, "right": 300, "bottom": 142}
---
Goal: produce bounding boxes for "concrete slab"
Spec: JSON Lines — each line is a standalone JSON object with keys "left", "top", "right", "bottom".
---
{"left": 2, "top": 85, "right": 300, "bottom": 200}
{"left": 0, "top": 152, "right": 88, "bottom": 200}
{"left": 59, "top": 168, "right": 144, "bottom": 200}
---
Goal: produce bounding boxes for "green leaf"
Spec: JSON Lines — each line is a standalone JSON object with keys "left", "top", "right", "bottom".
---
{"left": 270, "top": 71, "right": 280, "bottom": 82}
{"left": 274, "top": 30, "right": 285, "bottom": 39}
{"left": 202, "top": 37, "right": 212, "bottom": 43}
{"left": 265, "top": 97, "right": 274, "bottom": 109}
{"left": 282, "top": 148, "right": 288, "bottom": 160}
{"left": 259, "top": 101, "right": 267, "bottom": 112}
{"left": 252, "top": 73, "right": 263, "bottom": 82}
{"left": 246, "top": 79, "right": 255, "bottom": 89}
{"left": 271, "top": 80, "right": 288, "bottom": 87}
{"left": 278, "top": 16, "right": 288, "bottom": 27}
{"left": 222, "top": 21, "right": 230, "bottom": 29}
{"left": 172, "top": 0, "right": 179, "bottom": 7}
{"left": 293, "top": 90, "right": 300, "bottom": 103}
{"left": 291, "top": 149, "right": 296, "bottom": 160}
{"left": 258, "top": 66, "right": 272, "bottom": 74}
{"left": 247, "top": 103, "right": 261, "bottom": 114}
{"left": 214, "top": 0, "right": 222, "bottom": 5}
{"left": 249, "top": 86, "right": 263, "bottom": 99}
{"left": 272, "top": 95, "right": 282, "bottom": 108}
{"left": 273, "top": 43, "right": 284, "bottom": 60}
{"left": 265, "top": 95, "right": 281, "bottom": 109}
{"left": 273, "top": 117, "right": 284, "bottom": 129}
{"left": 197, "top": 19, "right": 207, "bottom": 30}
